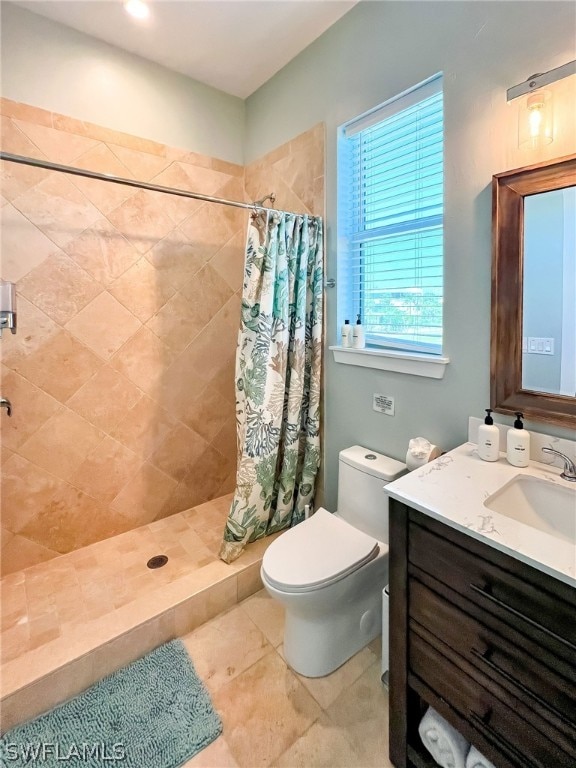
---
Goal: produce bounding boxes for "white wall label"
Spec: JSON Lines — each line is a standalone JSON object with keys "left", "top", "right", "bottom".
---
{"left": 373, "top": 393, "right": 395, "bottom": 416}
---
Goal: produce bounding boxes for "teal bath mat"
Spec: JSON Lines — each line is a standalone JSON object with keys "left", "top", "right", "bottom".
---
{"left": 1, "top": 640, "right": 222, "bottom": 768}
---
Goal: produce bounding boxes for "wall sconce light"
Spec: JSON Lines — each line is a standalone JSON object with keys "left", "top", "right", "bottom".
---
{"left": 507, "top": 60, "right": 576, "bottom": 149}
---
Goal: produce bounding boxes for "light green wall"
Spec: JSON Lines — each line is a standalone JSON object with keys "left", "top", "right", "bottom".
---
{"left": 246, "top": 1, "right": 576, "bottom": 507}
{"left": 0, "top": 3, "right": 245, "bottom": 164}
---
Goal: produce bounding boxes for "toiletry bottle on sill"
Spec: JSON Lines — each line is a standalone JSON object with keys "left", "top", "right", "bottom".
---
{"left": 478, "top": 408, "right": 500, "bottom": 462}
{"left": 506, "top": 412, "right": 530, "bottom": 467}
{"left": 341, "top": 319, "right": 352, "bottom": 348}
{"left": 352, "top": 314, "right": 365, "bottom": 349}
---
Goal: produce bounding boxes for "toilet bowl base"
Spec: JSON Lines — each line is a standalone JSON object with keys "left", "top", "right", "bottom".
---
{"left": 262, "top": 554, "right": 388, "bottom": 678}
{"left": 283, "top": 592, "right": 382, "bottom": 677}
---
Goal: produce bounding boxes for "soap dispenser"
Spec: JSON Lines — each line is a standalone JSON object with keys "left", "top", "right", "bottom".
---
{"left": 341, "top": 319, "right": 352, "bottom": 348}
{"left": 352, "top": 314, "right": 365, "bottom": 349}
{"left": 478, "top": 408, "right": 500, "bottom": 462}
{"left": 506, "top": 412, "right": 530, "bottom": 468}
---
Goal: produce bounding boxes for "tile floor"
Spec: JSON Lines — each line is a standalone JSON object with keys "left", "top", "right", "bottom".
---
{"left": 180, "top": 590, "right": 394, "bottom": 768}
{"left": 2, "top": 493, "right": 394, "bottom": 767}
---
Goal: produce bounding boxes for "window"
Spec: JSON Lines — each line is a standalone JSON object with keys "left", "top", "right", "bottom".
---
{"left": 338, "top": 75, "right": 444, "bottom": 355}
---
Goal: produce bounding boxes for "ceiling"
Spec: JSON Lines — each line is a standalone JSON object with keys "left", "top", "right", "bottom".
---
{"left": 13, "top": 0, "right": 359, "bottom": 98}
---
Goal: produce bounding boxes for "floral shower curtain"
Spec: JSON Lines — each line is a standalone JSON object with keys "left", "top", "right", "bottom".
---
{"left": 219, "top": 211, "right": 323, "bottom": 564}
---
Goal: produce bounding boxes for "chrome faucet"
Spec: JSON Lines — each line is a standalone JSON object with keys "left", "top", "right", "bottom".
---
{"left": 0, "top": 397, "right": 11, "bottom": 417}
{"left": 541, "top": 447, "right": 576, "bottom": 482}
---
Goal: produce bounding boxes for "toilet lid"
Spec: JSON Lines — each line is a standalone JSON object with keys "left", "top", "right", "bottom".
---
{"left": 261, "top": 507, "right": 379, "bottom": 592}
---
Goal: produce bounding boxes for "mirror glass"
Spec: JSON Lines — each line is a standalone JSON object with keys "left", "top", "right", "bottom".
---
{"left": 522, "top": 187, "right": 576, "bottom": 396}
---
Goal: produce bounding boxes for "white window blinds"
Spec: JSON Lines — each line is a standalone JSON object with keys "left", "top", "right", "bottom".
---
{"left": 338, "top": 75, "right": 444, "bottom": 354}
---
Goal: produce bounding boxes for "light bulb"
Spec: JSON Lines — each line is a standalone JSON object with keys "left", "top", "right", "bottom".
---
{"left": 518, "top": 90, "right": 553, "bottom": 149}
{"left": 124, "top": 0, "right": 150, "bottom": 20}
{"left": 528, "top": 105, "right": 542, "bottom": 137}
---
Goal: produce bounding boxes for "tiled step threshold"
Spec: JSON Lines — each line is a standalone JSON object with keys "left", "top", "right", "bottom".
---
{"left": 0, "top": 539, "right": 275, "bottom": 733}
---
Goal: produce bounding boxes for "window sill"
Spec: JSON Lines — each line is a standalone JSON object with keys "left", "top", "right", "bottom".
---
{"left": 329, "top": 346, "right": 450, "bottom": 379}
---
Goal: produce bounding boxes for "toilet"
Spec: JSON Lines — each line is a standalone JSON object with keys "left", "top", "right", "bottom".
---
{"left": 261, "top": 445, "right": 406, "bottom": 677}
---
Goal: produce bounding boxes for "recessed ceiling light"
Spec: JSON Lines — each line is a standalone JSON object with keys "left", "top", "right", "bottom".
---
{"left": 124, "top": 0, "right": 150, "bottom": 21}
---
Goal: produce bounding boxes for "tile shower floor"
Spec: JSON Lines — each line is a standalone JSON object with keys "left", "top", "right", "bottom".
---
{"left": 1, "top": 494, "right": 239, "bottom": 665}
{"left": 1, "top": 493, "right": 281, "bottom": 721}
{"left": 180, "top": 590, "right": 393, "bottom": 768}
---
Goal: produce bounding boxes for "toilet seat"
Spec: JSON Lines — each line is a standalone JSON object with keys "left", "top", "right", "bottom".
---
{"left": 261, "top": 507, "right": 380, "bottom": 593}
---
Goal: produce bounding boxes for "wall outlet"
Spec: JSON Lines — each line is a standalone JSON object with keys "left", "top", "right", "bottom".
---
{"left": 373, "top": 393, "right": 395, "bottom": 416}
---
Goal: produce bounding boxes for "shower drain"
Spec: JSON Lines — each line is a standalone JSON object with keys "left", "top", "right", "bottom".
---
{"left": 147, "top": 555, "right": 169, "bottom": 569}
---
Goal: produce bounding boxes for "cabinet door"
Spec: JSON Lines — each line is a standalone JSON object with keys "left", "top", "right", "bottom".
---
{"left": 410, "top": 579, "right": 576, "bottom": 757}
{"left": 408, "top": 519, "right": 576, "bottom": 665}
{"left": 410, "top": 632, "right": 574, "bottom": 768}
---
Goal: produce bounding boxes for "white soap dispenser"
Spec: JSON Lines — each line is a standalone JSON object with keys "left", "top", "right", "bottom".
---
{"left": 506, "top": 412, "right": 530, "bottom": 468}
{"left": 352, "top": 314, "right": 365, "bottom": 349}
{"left": 478, "top": 408, "right": 500, "bottom": 462}
{"left": 341, "top": 319, "right": 352, "bottom": 348}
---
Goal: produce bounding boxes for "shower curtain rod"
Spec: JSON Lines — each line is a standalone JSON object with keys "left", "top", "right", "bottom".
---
{"left": 0, "top": 151, "right": 276, "bottom": 213}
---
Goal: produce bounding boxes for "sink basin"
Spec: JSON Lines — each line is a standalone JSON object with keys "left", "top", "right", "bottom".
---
{"left": 484, "top": 475, "right": 576, "bottom": 544}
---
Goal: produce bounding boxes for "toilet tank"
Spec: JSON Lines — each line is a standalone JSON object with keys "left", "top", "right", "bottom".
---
{"left": 337, "top": 446, "right": 406, "bottom": 543}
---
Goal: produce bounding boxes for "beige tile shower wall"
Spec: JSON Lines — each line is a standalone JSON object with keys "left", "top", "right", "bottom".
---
{"left": 245, "top": 123, "right": 325, "bottom": 217}
{"left": 0, "top": 99, "right": 245, "bottom": 575}
{"left": 0, "top": 105, "right": 325, "bottom": 577}
{"left": 246, "top": 123, "right": 327, "bottom": 506}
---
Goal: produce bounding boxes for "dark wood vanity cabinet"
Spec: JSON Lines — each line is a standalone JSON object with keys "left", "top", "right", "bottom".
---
{"left": 389, "top": 499, "right": 576, "bottom": 768}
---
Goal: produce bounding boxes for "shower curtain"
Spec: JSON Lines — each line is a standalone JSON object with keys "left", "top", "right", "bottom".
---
{"left": 219, "top": 211, "right": 323, "bottom": 563}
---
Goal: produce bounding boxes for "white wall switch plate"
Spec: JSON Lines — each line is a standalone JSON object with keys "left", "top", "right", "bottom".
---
{"left": 373, "top": 393, "right": 395, "bottom": 416}
{"left": 525, "top": 337, "right": 555, "bottom": 355}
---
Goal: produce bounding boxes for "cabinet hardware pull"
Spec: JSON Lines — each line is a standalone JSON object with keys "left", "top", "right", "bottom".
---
{"left": 469, "top": 711, "right": 538, "bottom": 768}
{"left": 470, "top": 648, "right": 573, "bottom": 729}
{"left": 469, "top": 583, "right": 576, "bottom": 653}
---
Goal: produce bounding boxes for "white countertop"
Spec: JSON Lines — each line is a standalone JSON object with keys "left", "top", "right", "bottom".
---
{"left": 385, "top": 441, "right": 576, "bottom": 588}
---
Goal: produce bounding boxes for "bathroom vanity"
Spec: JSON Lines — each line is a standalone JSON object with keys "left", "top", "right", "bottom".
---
{"left": 386, "top": 443, "right": 576, "bottom": 768}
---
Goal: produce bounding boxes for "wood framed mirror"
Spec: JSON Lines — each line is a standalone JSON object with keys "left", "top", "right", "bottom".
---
{"left": 491, "top": 154, "right": 576, "bottom": 428}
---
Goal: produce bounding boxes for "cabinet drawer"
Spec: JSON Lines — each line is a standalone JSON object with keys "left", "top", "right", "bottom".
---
{"left": 410, "top": 578, "right": 576, "bottom": 748}
{"left": 410, "top": 631, "right": 574, "bottom": 768}
{"left": 408, "top": 519, "right": 576, "bottom": 664}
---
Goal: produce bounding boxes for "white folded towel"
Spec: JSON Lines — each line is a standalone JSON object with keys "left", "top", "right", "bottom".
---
{"left": 466, "top": 745, "right": 496, "bottom": 768}
{"left": 418, "top": 707, "right": 470, "bottom": 768}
